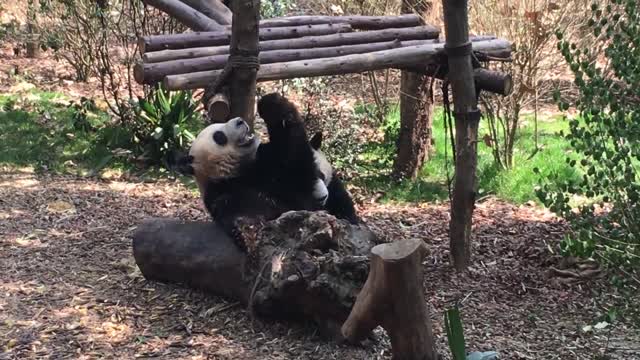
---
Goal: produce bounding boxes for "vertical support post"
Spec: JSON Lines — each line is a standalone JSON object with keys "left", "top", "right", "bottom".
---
{"left": 228, "top": 0, "right": 260, "bottom": 127}
{"left": 441, "top": 0, "right": 479, "bottom": 271}
{"left": 393, "top": 0, "right": 434, "bottom": 180}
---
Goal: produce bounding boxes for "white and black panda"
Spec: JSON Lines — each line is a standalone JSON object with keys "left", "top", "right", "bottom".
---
{"left": 309, "top": 132, "right": 359, "bottom": 224}
{"left": 175, "top": 93, "right": 358, "bottom": 250}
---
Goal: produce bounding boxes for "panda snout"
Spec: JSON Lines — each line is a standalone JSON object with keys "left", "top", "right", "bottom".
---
{"left": 234, "top": 118, "right": 246, "bottom": 128}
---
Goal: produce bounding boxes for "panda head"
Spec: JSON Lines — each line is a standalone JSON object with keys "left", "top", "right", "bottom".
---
{"left": 188, "top": 117, "right": 259, "bottom": 186}
{"left": 310, "top": 132, "right": 333, "bottom": 205}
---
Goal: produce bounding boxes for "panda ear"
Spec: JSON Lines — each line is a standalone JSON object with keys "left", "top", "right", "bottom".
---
{"left": 310, "top": 132, "right": 322, "bottom": 150}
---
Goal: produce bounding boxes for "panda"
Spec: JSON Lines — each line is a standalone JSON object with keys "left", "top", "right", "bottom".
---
{"left": 309, "top": 132, "right": 360, "bottom": 224}
{"left": 175, "top": 93, "right": 358, "bottom": 250}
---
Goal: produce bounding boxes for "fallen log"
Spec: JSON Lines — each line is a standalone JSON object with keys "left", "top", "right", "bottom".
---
{"left": 132, "top": 211, "right": 379, "bottom": 338}
{"left": 163, "top": 38, "right": 512, "bottom": 90}
{"left": 142, "top": 25, "right": 441, "bottom": 62}
{"left": 259, "top": 14, "right": 424, "bottom": 30}
{"left": 341, "top": 238, "right": 437, "bottom": 360}
{"left": 142, "top": 0, "right": 223, "bottom": 31}
{"left": 140, "top": 23, "right": 353, "bottom": 52}
{"left": 180, "top": 0, "right": 232, "bottom": 25}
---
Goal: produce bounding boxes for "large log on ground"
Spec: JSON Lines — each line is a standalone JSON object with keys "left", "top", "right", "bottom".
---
{"left": 132, "top": 211, "right": 380, "bottom": 338}
{"left": 180, "top": 0, "right": 232, "bottom": 25}
{"left": 341, "top": 238, "right": 437, "bottom": 360}
{"left": 140, "top": 23, "right": 353, "bottom": 52}
{"left": 142, "top": 25, "right": 441, "bottom": 62}
{"left": 259, "top": 14, "right": 424, "bottom": 30}
{"left": 142, "top": 0, "right": 223, "bottom": 31}
{"left": 163, "top": 38, "right": 512, "bottom": 90}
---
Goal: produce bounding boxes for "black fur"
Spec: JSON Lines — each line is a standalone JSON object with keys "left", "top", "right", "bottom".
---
{"left": 309, "top": 131, "right": 360, "bottom": 225}
{"left": 179, "top": 93, "right": 359, "bottom": 250}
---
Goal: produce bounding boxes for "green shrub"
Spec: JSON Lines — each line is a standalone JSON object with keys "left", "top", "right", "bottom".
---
{"left": 537, "top": 1, "right": 640, "bottom": 271}
{"left": 129, "top": 86, "right": 203, "bottom": 167}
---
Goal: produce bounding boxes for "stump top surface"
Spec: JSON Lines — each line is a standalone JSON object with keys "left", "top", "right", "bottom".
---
{"left": 371, "top": 238, "right": 424, "bottom": 261}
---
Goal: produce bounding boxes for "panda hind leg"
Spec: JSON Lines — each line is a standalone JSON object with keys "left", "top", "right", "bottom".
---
{"left": 326, "top": 177, "right": 360, "bottom": 224}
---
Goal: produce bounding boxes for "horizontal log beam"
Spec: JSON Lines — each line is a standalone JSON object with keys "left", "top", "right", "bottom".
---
{"left": 180, "top": 0, "right": 232, "bottom": 25}
{"left": 142, "top": 25, "right": 441, "bottom": 62}
{"left": 143, "top": 0, "right": 223, "bottom": 31}
{"left": 259, "top": 14, "right": 424, "bottom": 30}
{"left": 136, "top": 37, "right": 498, "bottom": 84}
{"left": 140, "top": 23, "right": 353, "bottom": 52}
{"left": 163, "top": 39, "right": 512, "bottom": 90}
{"left": 137, "top": 40, "right": 411, "bottom": 84}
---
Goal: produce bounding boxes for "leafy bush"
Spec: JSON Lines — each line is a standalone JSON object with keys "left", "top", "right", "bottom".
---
{"left": 260, "top": 0, "right": 295, "bottom": 18}
{"left": 129, "top": 86, "right": 203, "bottom": 167}
{"left": 537, "top": 1, "right": 640, "bottom": 271}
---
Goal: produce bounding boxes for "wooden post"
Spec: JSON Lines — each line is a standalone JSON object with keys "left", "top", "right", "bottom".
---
{"left": 393, "top": 0, "right": 434, "bottom": 180}
{"left": 228, "top": 0, "right": 260, "bottom": 126}
{"left": 341, "top": 239, "right": 437, "bottom": 360}
{"left": 442, "top": 0, "right": 480, "bottom": 271}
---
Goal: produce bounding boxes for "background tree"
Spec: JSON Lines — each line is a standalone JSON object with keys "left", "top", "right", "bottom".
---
{"left": 392, "top": 0, "right": 434, "bottom": 180}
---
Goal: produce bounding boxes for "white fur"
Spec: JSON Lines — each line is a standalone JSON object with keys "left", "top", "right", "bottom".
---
{"left": 312, "top": 178, "right": 329, "bottom": 205}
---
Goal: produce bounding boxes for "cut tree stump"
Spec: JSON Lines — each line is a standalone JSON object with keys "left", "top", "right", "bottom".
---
{"left": 341, "top": 238, "right": 437, "bottom": 360}
{"left": 132, "top": 211, "right": 380, "bottom": 338}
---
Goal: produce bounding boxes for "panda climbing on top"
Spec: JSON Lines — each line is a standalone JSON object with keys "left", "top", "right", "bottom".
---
{"left": 175, "top": 92, "right": 358, "bottom": 250}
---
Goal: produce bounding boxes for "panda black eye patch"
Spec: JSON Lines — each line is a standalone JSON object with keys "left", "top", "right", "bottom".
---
{"left": 213, "top": 131, "right": 228, "bottom": 145}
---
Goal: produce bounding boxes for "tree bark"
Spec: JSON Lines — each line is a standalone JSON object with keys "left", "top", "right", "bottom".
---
{"left": 132, "top": 212, "right": 379, "bottom": 339}
{"left": 442, "top": 0, "right": 480, "bottom": 272}
{"left": 180, "top": 0, "right": 232, "bottom": 25}
{"left": 393, "top": 0, "right": 434, "bottom": 180}
{"left": 141, "top": 25, "right": 440, "bottom": 58}
{"left": 25, "top": 0, "right": 40, "bottom": 58}
{"left": 259, "top": 14, "right": 423, "bottom": 30}
{"left": 341, "top": 238, "right": 437, "bottom": 360}
{"left": 207, "top": 89, "right": 230, "bottom": 122}
{"left": 227, "top": 0, "right": 259, "bottom": 126}
{"left": 136, "top": 40, "right": 409, "bottom": 84}
{"left": 140, "top": 23, "right": 352, "bottom": 52}
{"left": 142, "top": 0, "right": 224, "bottom": 31}
{"left": 162, "top": 39, "right": 512, "bottom": 90}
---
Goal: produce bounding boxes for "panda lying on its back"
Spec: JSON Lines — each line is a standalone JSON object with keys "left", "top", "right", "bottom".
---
{"left": 176, "top": 93, "right": 358, "bottom": 250}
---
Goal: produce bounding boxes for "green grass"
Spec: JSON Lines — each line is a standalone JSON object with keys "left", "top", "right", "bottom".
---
{"left": 357, "top": 106, "right": 582, "bottom": 205}
{"left": 0, "top": 90, "right": 128, "bottom": 174}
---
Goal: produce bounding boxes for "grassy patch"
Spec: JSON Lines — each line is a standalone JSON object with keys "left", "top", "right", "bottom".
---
{"left": 357, "top": 107, "right": 582, "bottom": 205}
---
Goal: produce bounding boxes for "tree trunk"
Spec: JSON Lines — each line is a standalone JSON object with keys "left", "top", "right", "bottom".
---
{"left": 341, "top": 238, "right": 437, "bottom": 360}
{"left": 162, "top": 39, "right": 512, "bottom": 90}
{"left": 228, "top": 0, "right": 260, "bottom": 126}
{"left": 442, "top": 0, "right": 480, "bottom": 272}
{"left": 393, "top": 0, "right": 434, "bottom": 180}
{"left": 25, "top": 0, "right": 40, "bottom": 59}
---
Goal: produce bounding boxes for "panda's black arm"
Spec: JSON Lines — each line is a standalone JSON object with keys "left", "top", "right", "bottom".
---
{"left": 326, "top": 177, "right": 360, "bottom": 224}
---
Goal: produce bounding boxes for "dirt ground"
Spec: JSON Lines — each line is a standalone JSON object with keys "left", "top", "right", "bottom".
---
{"left": 1, "top": 168, "right": 638, "bottom": 360}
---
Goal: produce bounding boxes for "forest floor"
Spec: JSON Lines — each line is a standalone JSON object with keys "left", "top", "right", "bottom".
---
{"left": 1, "top": 168, "right": 639, "bottom": 360}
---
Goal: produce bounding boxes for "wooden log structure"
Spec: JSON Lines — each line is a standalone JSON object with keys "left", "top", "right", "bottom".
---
{"left": 140, "top": 23, "right": 353, "bottom": 52}
{"left": 161, "top": 39, "right": 512, "bottom": 90}
{"left": 135, "top": 36, "right": 498, "bottom": 84}
{"left": 142, "top": 0, "right": 223, "bottom": 31}
{"left": 341, "top": 238, "right": 437, "bottom": 360}
{"left": 259, "top": 14, "right": 424, "bottom": 30}
{"left": 180, "top": 0, "right": 232, "bottom": 25}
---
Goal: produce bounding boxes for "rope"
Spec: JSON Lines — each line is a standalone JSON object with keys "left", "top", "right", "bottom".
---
{"left": 203, "top": 52, "right": 260, "bottom": 109}
{"left": 442, "top": 79, "right": 456, "bottom": 202}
